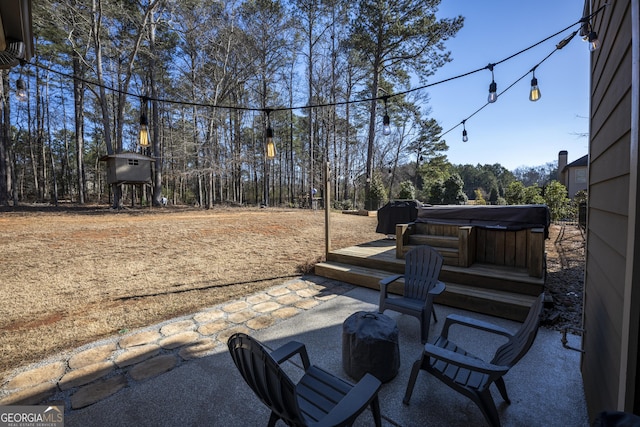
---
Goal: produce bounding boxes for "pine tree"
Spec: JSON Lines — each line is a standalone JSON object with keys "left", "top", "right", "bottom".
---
{"left": 346, "top": 0, "right": 463, "bottom": 209}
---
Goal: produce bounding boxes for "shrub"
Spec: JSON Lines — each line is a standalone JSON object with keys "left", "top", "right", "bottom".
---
{"left": 544, "top": 180, "right": 573, "bottom": 221}
{"left": 397, "top": 180, "right": 416, "bottom": 200}
{"left": 442, "top": 174, "right": 467, "bottom": 205}
{"left": 489, "top": 187, "right": 499, "bottom": 204}
{"left": 428, "top": 181, "right": 445, "bottom": 204}
{"left": 523, "top": 184, "right": 545, "bottom": 204}
{"left": 505, "top": 181, "right": 525, "bottom": 204}
{"left": 368, "top": 173, "right": 388, "bottom": 209}
{"left": 333, "top": 199, "right": 354, "bottom": 210}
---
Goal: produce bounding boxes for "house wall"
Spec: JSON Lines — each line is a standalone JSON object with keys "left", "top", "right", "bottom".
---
{"left": 583, "top": 0, "right": 640, "bottom": 419}
{"left": 567, "top": 166, "right": 588, "bottom": 197}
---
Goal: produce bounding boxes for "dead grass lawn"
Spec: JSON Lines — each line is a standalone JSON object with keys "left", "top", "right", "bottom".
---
{"left": 0, "top": 206, "right": 380, "bottom": 382}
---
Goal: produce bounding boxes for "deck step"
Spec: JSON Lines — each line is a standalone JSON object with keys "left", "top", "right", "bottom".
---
{"left": 327, "top": 244, "right": 404, "bottom": 274}
{"left": 314, "top": 261, "right": 537, "bottom": 321}
{"left": 315, "top": 261, "right": 393, "bottom": 290}
{"left": 409, "top": 234, "right": 459, "bottom": 249}
{"left": 438, "top": 283, "right": 537, "bottom": 322}
{"left": 440, "top": 263, "right": 544, "bottom": 296}
{"left": 399, "top": 244, "right": 460, "bottom": 266}
{"left": 338, "top": 242, "right": 544, "bottom": 296}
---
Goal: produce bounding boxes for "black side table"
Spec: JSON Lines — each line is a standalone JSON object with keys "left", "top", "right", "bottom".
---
{"left": 342, "top": 311, "right": 400, "bottom": 383}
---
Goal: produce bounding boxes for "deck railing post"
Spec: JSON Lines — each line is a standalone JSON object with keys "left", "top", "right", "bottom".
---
{"left": 528, "top": 228, "right": 545, "bottom": 278}
{"left": 458, "top": 226, "right": 475, "bottom": 267}
{"left": 325, "top": 161, "right": 331, "bottom": 257}
{"left": 396, "top": 223, "right": 413, "bottom": 258}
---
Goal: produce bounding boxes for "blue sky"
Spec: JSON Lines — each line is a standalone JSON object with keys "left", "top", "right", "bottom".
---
{"left": 425, "top": 0, "right": 590, "bottom": 171}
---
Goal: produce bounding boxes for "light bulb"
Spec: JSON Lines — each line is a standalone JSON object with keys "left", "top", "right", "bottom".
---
{"left": 462, "top": 129, "right": 468, "bottom": 142}
{"left": 16, "top": 78, "right": 27, "bottom": 102}
{"left": 488, "top": 81, "right": 498, "bottom": 103}
{"left": 139, "top": 114, "right": 150, "bottom": 147}
{"left": 266, "top": 127, "right": 276, "bottom": 159}
{"left": 383, "top": 113, "right": 391, "bottom": 136}
{"left": 529, "top": 77, "right": 541, "bottom": 102}
{"left": 588, "top": 31, "right": 600, "bottom": 51}
{"left": 139, "top": 125, "right": 149, "bottom": 147}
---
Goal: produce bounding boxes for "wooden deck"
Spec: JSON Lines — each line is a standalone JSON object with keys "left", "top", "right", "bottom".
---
{"left": 315, "top": 239, "right": 544, "bottom": 322}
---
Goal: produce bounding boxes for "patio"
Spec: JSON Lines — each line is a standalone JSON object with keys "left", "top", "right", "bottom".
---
{"left": 64, "top": 277, "right": 588, "bottom": 427}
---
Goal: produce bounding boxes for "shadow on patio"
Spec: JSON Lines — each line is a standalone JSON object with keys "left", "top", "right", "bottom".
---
{"left": 64, "top": 279, "right": 587, "bottom": 427}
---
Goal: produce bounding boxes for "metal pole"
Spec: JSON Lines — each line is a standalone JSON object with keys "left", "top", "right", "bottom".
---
{"left": 325, "top": 161, "right": 331, "bottom": 257}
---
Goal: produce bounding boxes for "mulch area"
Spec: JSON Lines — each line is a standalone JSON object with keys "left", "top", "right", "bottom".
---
{"left": 542, "top": 223, "right": 585, "bottom": 333}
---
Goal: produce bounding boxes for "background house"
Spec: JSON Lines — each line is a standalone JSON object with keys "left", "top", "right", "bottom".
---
{"left": 558, "top": 150, "right": 588, "bottom": 198}
{"left": 582, "top": 0, "right": 640, "bottom": 420}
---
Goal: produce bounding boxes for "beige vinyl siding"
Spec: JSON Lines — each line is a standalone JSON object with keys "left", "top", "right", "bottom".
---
{"left": 583, "top": 0, "right": 634, "bottom": 419}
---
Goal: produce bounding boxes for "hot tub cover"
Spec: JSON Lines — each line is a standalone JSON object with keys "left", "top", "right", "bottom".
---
{"left": 375, "top": 200, "right": 420, "bottom": 234}
{"left": 416, "top": 204, "right": 550, "bottom": 237}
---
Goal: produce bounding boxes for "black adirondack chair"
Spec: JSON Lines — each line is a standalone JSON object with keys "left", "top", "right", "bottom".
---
{"left": 402, "top": 293, "right": 546, "bottom": 427}
{"left": 227, "top": 333, "right": 382, "bottom": 427}
{"left": 378, "top": 245, "right": 445, "bottom": 343}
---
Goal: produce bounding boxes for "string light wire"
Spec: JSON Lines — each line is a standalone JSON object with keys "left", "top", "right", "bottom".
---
{"left": 437, "top": 30, "right": 580, "bottom": 141}
{"left": 16, "top": 6, "right": 606, "bottom": 119}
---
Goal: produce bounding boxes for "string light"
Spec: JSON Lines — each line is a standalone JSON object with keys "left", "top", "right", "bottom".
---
{"left": 487, "top": 64, "right": 497, "bottom": 103}
{"left": 529, "top": 69, "right": 541, "bottom": 102}
{"left": 266, "top": 127, "right": 275, "bottom": 159}
{"left": 16, "top": 77, "right": 27, "bottom": 102}
{"left": 139, "top": 97, "right": 150, "bottom": 147}
{"left": 438, "top": 25, "right": 589, "bottom": 142}
{"left": 382, "top": 96, "right": 391, "bottom": 136}
{"left": 19, "top": 4, "right": 605, "bottom": 115}
{"left": 139, "top": 113, "right": 150, "bottom": 147}
{"left": 462, "top": 120, "right": 468, "bottom": 142}
{"left": 587, "top": 28, "right": 600, "bottom": 51}
{"left": 265, "top": 109, "right": 276, "bottom": 160}
{"left": 16, "top": 63, "right": 27, "bottom": 102}
{"left": 579, "top": 5, "right": 602, "bottom": 52}
{"left": 383, "top": 113, "right": 391, "bottom": 136}
{"left": 11, "top": 4, "right": 606, "bottom": 157}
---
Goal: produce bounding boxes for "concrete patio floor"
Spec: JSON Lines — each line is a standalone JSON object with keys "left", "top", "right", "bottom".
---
{"left": 64, "top": 279, "right": 588, "bottom": 427}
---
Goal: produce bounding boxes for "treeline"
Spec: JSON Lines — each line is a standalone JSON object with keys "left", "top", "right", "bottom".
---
{"left": 0, "top": 0, "right": 579, "bottom": 217}
{"left": 0, "top": 0, "right": 465, "bottom": 209}
{"left": 371, "top": 161, "right": 583, "bottom": 222}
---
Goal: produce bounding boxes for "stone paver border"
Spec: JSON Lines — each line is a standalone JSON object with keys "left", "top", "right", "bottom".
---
{"left": 0, "top": 276, "right": 353, "bottom": 412}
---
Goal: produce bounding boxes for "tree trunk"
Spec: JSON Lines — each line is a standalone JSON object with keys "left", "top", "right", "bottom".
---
{"left": 91, "top": 0, "right": 118, "bottom": 207}
{"left": 149, "top": 11, "right": 162, "bottom": 207}
{"left": 36, "top": 68, "right": 47, "bottom": 202}
{"left": 0, "top": 72, "right": 10, "bottom": 206}
{"left": 44, "top": 76, "right": 58, "bottom": 206}
{"left": 365, "top": 42, "right": 383, "bottom": 210}
{"left": 73, "top": 56, "right": 86, "bottom": 204}
{"left": 307, "top": 30, "right": 314, "bottom": 210}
